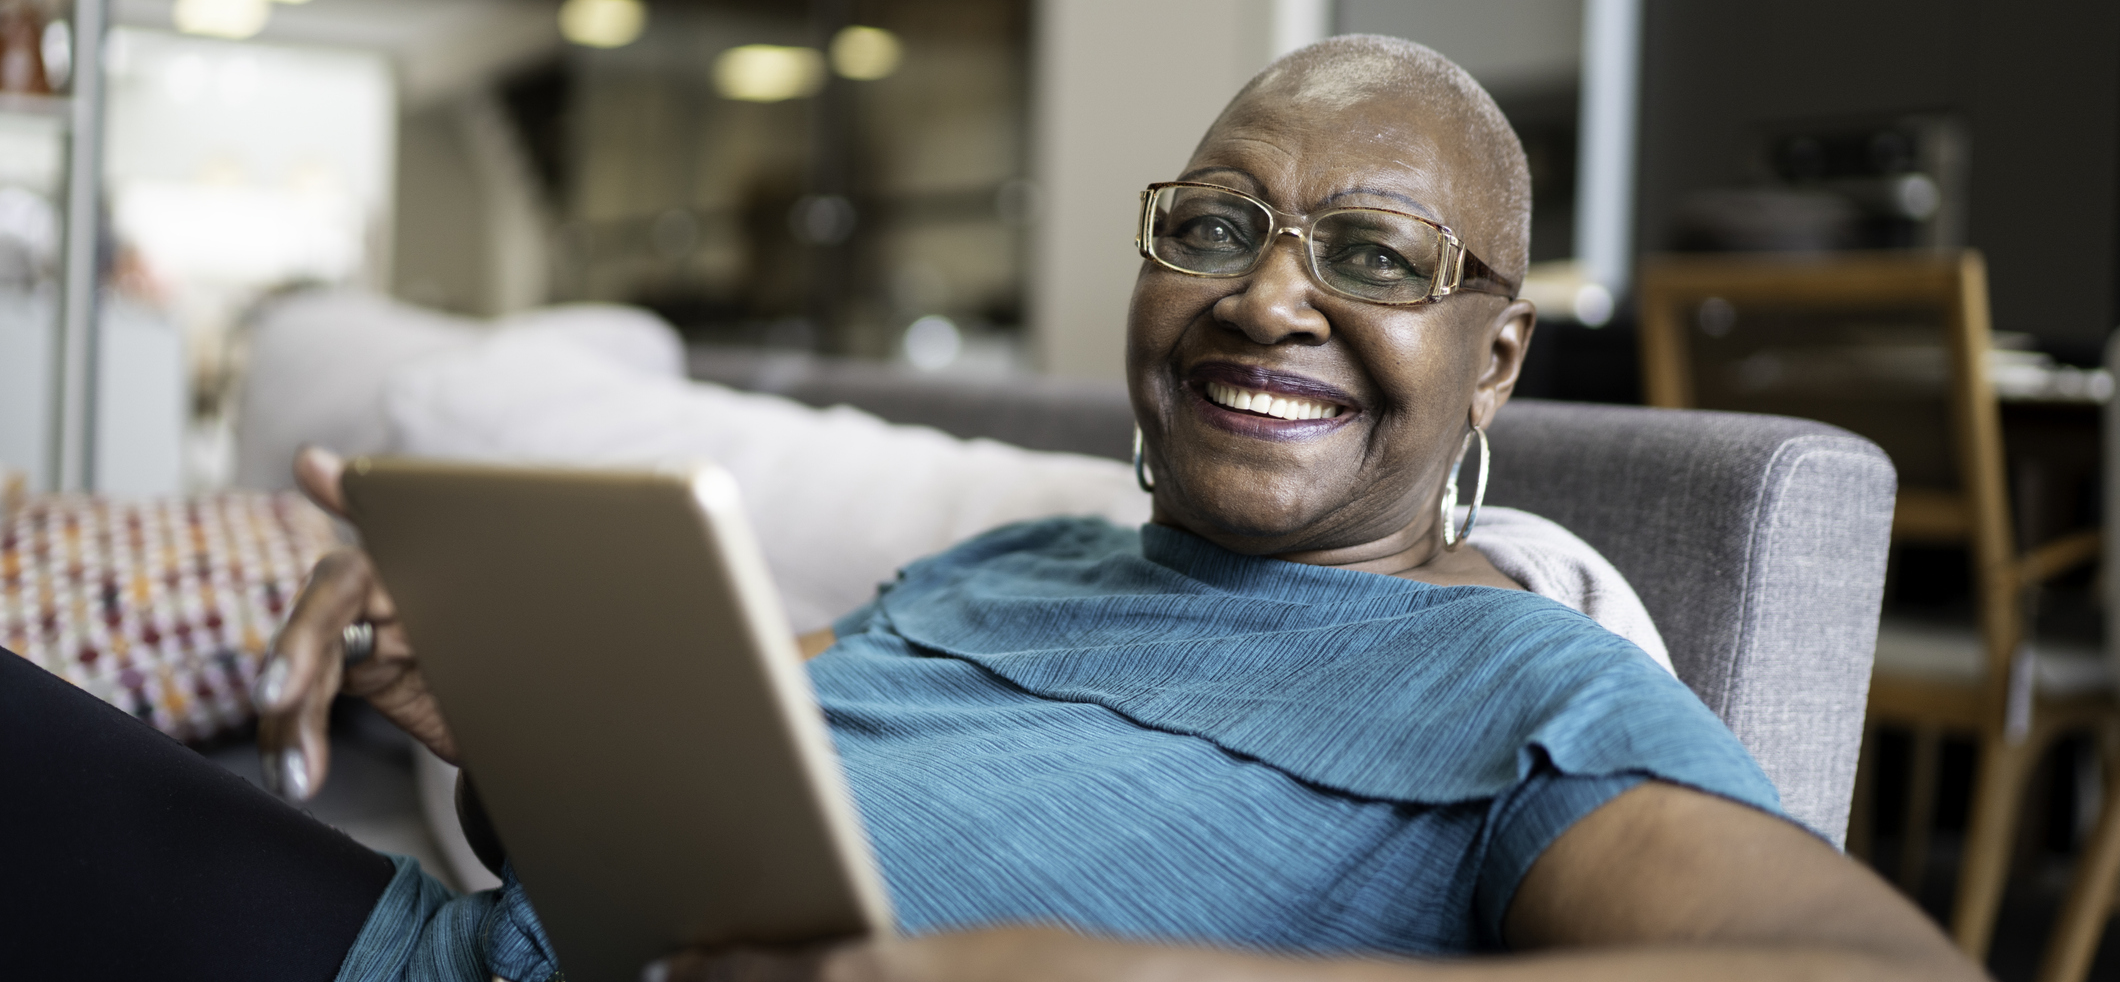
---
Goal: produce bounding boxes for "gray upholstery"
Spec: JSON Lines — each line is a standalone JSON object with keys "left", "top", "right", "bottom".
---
{"left": 687, "top": 346, "right": 1137, "bottom": 461}
{"left": 1486, "top": 401, "right": 1896, "bottom": 846}
{"left": 688, "top": 350, "right": 1896, "bottom": 846}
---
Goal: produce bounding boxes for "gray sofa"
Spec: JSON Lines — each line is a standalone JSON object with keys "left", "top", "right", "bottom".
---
{"left": 691, "top": 348, "right": 1897, "bottom": 845}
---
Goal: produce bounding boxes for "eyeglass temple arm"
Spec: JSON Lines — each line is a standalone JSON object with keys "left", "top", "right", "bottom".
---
{"left": 1454, "top": 247, "right": 1520, "bottom": 301}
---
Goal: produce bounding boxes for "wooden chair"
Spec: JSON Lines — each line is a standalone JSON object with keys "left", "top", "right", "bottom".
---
{"left": 1637, "top": 249, "right": 2106, "bottom": 959}
{"left": 2035, "top": 333, "right": 2120, "bottom": 982}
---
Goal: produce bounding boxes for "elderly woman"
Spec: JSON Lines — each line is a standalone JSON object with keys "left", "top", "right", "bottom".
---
{"left": 3, "top": 37, "right": 1975, "bottom": 982}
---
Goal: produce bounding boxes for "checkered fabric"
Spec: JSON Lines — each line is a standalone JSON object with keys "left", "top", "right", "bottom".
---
{"left": 0, "top": 492, "right": 339, "bottom": 743}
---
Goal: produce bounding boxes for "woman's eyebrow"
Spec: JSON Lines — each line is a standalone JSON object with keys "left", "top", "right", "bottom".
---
{"left": 1177, "top": 166, "right": 1260, "bottom": 190}
{"left": 1172, "top": 172, "right": 1444, "bottom": 222}
{"left": 1323, "top": 186, "right": 1440, "bottom": 220}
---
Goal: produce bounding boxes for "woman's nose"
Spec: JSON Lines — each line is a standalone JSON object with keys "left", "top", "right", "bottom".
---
{"left": 1212, "top": 232, "right": 1332, "bottom": 346}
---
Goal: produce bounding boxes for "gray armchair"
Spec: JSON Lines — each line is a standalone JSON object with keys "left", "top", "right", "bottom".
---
{"left": 690, "top": 349, "right": 1898, "bottom": 846}
{"left": 1486, "top": 401, "right": 1896, "bottom": 846}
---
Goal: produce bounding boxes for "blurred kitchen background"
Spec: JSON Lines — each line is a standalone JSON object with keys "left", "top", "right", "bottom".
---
{"left": 4, "top": 0, "right": 2113, "bottom": 496}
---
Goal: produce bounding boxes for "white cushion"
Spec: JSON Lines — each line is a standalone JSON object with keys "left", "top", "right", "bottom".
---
{"left": 232, "top": 290, "right": 684, "bottom": 490}
{"left": 380, "top": 327, "right": 1152, "bottom": 634}
{"left": 234, "top": 290, "right": 481, "bottom": 489}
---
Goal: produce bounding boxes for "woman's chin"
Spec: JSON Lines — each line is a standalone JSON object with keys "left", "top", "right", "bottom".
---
{"left": 1152, "top": 477, "right": 1355, "bottom": 551}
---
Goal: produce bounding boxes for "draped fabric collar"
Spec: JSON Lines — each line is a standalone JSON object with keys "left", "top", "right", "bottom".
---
{"left": 861, "top": 518, "right": 1778, "bottom": 812}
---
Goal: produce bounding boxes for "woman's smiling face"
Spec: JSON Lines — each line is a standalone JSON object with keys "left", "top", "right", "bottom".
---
{"left": 1126, "top": 88, "right": 1535, "bottom": 565}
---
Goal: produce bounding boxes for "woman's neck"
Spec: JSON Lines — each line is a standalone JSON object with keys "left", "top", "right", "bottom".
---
{"left": 1151, "top": 512, "right": 1525, "bottom": 590}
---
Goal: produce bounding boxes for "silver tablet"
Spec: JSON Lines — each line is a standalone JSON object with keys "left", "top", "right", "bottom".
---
{"left": 341, "top": 458, "right": 892, "bottom": 982}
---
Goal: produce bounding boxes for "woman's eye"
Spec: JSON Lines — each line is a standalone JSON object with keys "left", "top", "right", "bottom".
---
{"left": 1173, "top": 216, "right": 1247, "bottom": 250}
{"left": 1330, "top": 244, "right": 1412, "bottom": 280}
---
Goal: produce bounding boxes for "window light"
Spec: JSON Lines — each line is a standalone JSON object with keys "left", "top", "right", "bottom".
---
{"left": 829, "top": 26, "right": 901, "bottom": 81}
{"left": 171, "top": 0, "right": 270, "bottom": 40}
{"left": 560, "top": 0, "right": 645, "bottom": 49}
{"left": 714, "top": 45, "right": 825, "bottom": 102}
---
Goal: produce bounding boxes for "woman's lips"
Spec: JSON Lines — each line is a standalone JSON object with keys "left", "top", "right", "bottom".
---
{"left": 1183, "top": 362, "right": 1359, "bottom": 440}
{"left": 1200, "top": 380, "right": 1343, "bottom": 420}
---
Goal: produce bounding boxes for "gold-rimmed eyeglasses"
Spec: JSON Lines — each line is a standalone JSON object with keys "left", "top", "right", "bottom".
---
{"left": 1135, "top": 182, "right": 1519, "bottom": 306}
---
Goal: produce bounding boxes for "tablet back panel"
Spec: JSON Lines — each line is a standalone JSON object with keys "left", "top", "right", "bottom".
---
{"left": 342, "top": 460, "right": 890, "bottom": 982}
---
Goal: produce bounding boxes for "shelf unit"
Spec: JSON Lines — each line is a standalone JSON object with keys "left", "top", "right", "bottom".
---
{"left": 55, "top": 0, "right": 107, "bottom": 492}
{"left": 0, "top": 0, "right": 104, "bottom": 493}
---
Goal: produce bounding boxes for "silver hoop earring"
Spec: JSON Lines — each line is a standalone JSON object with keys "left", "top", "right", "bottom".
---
{"left": 1438, "top": 424, "right": 1490, "bottom": 551}
{"left": 1133, "top": 425, "right": 1156, "bottom": 493}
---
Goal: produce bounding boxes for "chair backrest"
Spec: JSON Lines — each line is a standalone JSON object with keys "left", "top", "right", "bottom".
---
{"left": 687, "top": 345, "right": 1137, "bottom": 462}
{"left": 688, "top": 350, "right": 1899, "bottom": 845}
{"left": 2108, "top": 334, "right": 2120, "bottom": 683}
{"left": 1487, "top": 400, "right": 1896, "bottom": 845}
{"left": 1636, "top": 250, "right": 2021, "bottom": 691}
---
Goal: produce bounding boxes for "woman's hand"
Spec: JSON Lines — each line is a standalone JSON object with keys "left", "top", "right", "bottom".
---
{"left": 652, "top": 927, "right": 1437, "bottom": 982}
{"left": 649, "top": 928, "right": 1199, "bottom": 982}
{"left": 254, "top": 446, "right": 457, "bottom": 800}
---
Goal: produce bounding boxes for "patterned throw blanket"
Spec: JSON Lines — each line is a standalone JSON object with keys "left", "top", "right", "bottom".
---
{"left": 0, "top": 492, "right": 338, "bottom": 743}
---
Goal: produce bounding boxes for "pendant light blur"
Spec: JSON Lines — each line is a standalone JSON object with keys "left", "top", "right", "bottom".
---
{"left": 829, "top": 26, "right": 901, "bottom": 80}
{"left": 172, "top": 0, "right": 271, "bottom": 40}
{"left": 559, "top": 0, "right": 645, "bottom": 49}
{"left": 714, "top": 44, "right": 825, "bottom": 102}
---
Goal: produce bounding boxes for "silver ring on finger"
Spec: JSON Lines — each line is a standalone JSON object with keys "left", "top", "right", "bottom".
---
{"left": 341, "top": 620, "right": 377, "bottom": 667}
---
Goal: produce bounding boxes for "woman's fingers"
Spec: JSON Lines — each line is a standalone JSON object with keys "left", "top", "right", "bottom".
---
{"left": 255, "top": 548, "right": 372, "bottom": 799}
{"left": 261, "top": 445, "right": 352, "bottom": 798}
{"left": 293, "top": 445, "right": 350, "bottom": 518}
{"left": 339, "top": 566, "right": 462, "bottom": 761}
{"left": 285, "top": 644, "right": 341, "bottom": 800}
{"left": 349, "top": 643, "right": 461, "bottom": 763}
{"left": 647, "top": 946, "right": 837, "bottom": 982}
{"left": 268, "top": 543, "right": 462, "bottom": 769}
{"left": 648, "top": 931, "right": 1081, "bottom": 982}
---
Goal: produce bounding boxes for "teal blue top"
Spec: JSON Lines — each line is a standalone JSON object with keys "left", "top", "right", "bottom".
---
{"left": 339, "top": 517, "right": 1782, "bottom": 982}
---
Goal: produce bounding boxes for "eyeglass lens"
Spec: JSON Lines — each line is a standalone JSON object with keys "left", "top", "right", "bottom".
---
{"left": 1147, "top": 185, "right": 1446, "bottom": 303}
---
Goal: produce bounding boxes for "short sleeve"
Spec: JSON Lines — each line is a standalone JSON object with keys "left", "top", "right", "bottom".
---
{"left": 1471, "top": 764, "right": 1644, "bottom": 945}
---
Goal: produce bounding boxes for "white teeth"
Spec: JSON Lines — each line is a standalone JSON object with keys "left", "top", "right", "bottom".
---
{"left": 1203, "top": 382, "right": 1343, "bottom": 421}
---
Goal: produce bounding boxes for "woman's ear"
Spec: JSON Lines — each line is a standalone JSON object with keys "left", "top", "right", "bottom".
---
{"left": 1469, "top": 299, "right": 1537, "bottom": 429}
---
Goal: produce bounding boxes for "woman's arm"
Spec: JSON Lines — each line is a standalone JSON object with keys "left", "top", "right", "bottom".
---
{"left": 1491, "top": 780, "right": 1980, "bottom": 980}
{"left": 662, "top": 782, "right": 1982, "bottom": 982}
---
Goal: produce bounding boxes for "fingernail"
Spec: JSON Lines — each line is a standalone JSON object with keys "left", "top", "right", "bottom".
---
{"left": 254, "top": 657, "right": 289, "bottom": 709}
{"left": 640, "top": 959, "right": 670, "bottom": 982}
{"left": 260, "top": 747, "right": 284, "bottom": 797}
{"left": 280, "top": 745, "right": 312, "bottom": 800}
